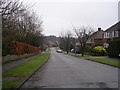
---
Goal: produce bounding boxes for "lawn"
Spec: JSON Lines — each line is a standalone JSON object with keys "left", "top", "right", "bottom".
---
{"left": 2, "top": 80, "right": 21, "bottom": 88}
{"left": 3, "top": 52, "right": 50, "bottom": 89}
{"left": 63, "top": 52, "right": 87, "bottom": 58}
{"left": 87, "top": 58, "right": 120, "bottom": 67}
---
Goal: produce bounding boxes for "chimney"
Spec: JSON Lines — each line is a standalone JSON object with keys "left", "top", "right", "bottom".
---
{"left": 98, "top": 28, "right": 101, "bottom": 31}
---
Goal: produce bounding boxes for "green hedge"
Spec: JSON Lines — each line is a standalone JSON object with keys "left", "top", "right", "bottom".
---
{"left": 108, "top": 40, "right": 120, "bottom": 58}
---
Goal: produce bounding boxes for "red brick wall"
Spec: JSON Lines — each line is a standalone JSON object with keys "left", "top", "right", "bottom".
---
{"left": 94, "top": 39, "right": 104, "bottom": 45}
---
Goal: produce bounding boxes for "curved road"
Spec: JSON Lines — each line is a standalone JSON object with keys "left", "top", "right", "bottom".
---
{"left": 21, "top": 48, "right": 118, "bottom": 88}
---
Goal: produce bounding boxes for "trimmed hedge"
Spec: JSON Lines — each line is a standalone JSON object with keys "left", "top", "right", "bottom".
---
{"left": 9, "top": 41, "right": 40, "bottom": 55}
{"left": 108, "top": 40, "right": 120, "bottom": 58}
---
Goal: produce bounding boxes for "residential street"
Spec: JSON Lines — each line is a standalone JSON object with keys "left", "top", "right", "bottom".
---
{"left": 21, "top": 48, "right": 118, "bottom": 88}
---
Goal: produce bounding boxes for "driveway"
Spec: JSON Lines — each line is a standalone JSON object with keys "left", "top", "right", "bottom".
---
{"left": 21, "top": 48, "right": 118, "bottom": 88}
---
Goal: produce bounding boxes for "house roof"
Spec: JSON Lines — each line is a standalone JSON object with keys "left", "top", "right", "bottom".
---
{"left": 89, "top": 29, "right": 104, "bottom": 39}
{"left": 105, "top": 21, "right": 120, "bottom": 32}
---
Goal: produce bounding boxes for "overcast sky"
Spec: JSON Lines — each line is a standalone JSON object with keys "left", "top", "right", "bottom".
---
{"left": 21, "top": 0, "right": 119, "bottom": 36}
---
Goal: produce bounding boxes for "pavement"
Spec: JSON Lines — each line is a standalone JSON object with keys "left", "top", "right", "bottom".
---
{"left": 21, "top": 48, "right": 119, "bottom": 88}
{"left": 2, "top": 54, "right": 40, "bottom": 72}
{"left": 70, "top": 53, "right": 120, "bottom": 62}
{"left": 88, "top": 56, "right": 120, "bottom": 62}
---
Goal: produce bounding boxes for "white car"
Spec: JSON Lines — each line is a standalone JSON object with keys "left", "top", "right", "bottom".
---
{"left": 71, "top": 49, "right": 74, "bottom": 53}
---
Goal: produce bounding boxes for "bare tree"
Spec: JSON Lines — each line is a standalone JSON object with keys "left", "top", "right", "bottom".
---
{"left": 73, "top": 26, "right": 94, "bottom": 56}
{"left": 59, "top": 32, "right": 66, "bottom": 51}
{"left": 65, "top": 31, "right": 72, "bottom": 53}
{"left": 59, "top": 31, "right": 73, "bottom": 53}
{"left": 1, "top": 0, "right": 44, "bottom": 56}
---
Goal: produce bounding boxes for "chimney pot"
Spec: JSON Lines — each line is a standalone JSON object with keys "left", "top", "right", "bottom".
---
{"left": 98, "top": 28, "right": 101, "bottom": 31}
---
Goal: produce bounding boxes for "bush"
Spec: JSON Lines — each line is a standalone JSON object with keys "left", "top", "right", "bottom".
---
{"left": 108, "top": 40, "right": 120, "bottom": 58}
{"left": 2, "top": 42, "right": 11, "bottom": 56}
{"left": 76, "top": 51, "right": 80, "bottom": 54}
{"left": 90, "top": 46, "right": 107, "bottom": 56}
{"left": 41, "top": 47, "right": 47, "bottom": 51}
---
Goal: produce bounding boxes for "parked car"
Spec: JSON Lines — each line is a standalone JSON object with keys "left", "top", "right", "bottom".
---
{"left": 56, "top": 49, "right": 63, "bottom": 53}
{"left": 71, "top": 49, "right": 74, "bottom": 53}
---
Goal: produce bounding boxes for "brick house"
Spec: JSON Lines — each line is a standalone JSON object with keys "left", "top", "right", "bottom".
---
{"left": 86, "top": 28, "right": 104, "bottom": 46}
{"left": 87, "top": 21, "right": 120, "bottom": 48}
{"left": 103, "top": 21, "right": 120, "bottom": 48}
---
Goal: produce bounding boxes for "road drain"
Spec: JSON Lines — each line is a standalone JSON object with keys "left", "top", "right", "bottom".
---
{"left": 96, "top": 81, "right": 113, "bottom": 90}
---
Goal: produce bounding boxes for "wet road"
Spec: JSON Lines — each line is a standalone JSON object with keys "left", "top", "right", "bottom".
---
{"left": 21, "top": 48, "right": 118, "bottom": 88}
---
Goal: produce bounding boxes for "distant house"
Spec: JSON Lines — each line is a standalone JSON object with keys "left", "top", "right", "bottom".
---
{"left": 86, "top": 28, "right": 104, "bottom": 46}
{"left": 103, "top": 21, "right": 120, "bottom": 48}
{"left": 87, "top": 21, "right": 120, "bottom": 48}
{"left": 74, "top": 22, "right": 120, "bottom": 49}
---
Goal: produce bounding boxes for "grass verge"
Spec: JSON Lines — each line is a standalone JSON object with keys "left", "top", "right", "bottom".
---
{"left": 63, "top": 52, "right": 87, "bottom": 58}
{"left": 3, "top": 52, "right": 50, "bottom": 89}
{"left": 63, "top": 52, "right": 120, "bottom": 68}
{"left": 87, "top": 58, "right": 120, "bottom": 67}
{"left": 2, "top": 80, "right": 21, "bottom": 88}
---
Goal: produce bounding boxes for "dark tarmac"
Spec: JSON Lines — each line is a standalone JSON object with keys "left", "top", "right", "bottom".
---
{"left": 21, "top": 48, "right": 118, "bottom": 88}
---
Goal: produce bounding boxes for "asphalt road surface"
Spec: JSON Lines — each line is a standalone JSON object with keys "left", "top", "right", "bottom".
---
{"left": 21, "top": 48, "right": 118, "bottom": 88}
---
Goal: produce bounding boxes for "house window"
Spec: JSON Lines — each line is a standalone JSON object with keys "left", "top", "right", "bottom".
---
{"left": 115, "top": 31, "right": 119, "bottom": 37}
{"left": 104, "top": 32, "right": 108, "bottom": 38}
{"left": 107, "top": 33, "right": 109, "bottom": 38}
{"left": 106, "top": 32, "right": 107, "bottom": 38}
{"left": 112, "top": 31, "right": 114, "bottom": 38}
{"left": 109, "top": 32, "right": 112, "bottom": 38}
{"left": 104, "top": 33, "right": 106, "bottom": 38}
{"left": 105, "top": 32, "right": 110, "bottom": 38}
{"left": 86, "top": 39, "right": 92, "bottom": 44}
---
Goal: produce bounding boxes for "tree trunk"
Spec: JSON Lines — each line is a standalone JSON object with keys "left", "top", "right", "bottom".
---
{"left": 66, "top": 34, "right": 70, "bottom": 54}
{"left": 81, "top": 51, "right": 84, "bottom": 56}
{"left": 67, "top": 50, "right": 69, "bottom": 54}
{"left": 81, "top": 48, "right": 84, "bottom": 56}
